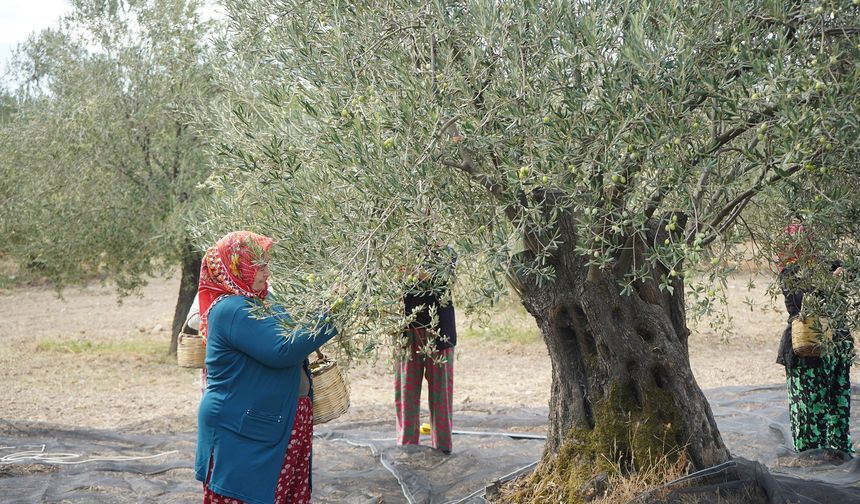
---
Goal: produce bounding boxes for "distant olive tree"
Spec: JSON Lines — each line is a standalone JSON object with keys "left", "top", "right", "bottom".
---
{"left": 0, "top": 0, "right": 217, "bottom": 352}
{"left": 194, "top": 0, "right": 860, "bottom": 496}
{"left": 0, "top": 91, "right": 15, "bottom": 124}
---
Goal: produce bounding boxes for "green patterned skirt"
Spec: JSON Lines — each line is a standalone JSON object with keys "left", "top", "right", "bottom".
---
{"left": 786, "top": 338, "right": 855, "bottom": 454}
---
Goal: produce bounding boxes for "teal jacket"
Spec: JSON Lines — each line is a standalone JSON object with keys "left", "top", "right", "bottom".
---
{"left": 194, "top": 295, "right": 337, "bottom": 504}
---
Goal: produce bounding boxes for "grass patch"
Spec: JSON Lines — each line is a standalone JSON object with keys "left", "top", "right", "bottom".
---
{"left": 460, "top": 296, "right": 541, "bottom": 344}
{"left": 36, "top": 338, "right": 173, "bottom": 363}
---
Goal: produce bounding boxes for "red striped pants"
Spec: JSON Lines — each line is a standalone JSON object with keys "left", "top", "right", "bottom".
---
{"left": 394, "top": 328, "right": 454, "bottom": 453}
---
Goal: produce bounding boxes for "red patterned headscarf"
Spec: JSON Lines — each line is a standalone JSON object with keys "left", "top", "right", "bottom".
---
{"left": 198, "top": 231, "right": 274, "bottom": 343}
{"left": 776, "top": 221, "right": 819, "bottom": 272}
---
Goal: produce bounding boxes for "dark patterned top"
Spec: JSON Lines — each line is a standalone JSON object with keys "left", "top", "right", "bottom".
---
{"left": 403, "top": 246, "right": 457, "bottom": 349}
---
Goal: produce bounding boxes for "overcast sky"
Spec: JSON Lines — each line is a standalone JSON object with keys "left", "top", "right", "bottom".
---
{"left": 1, "top": 1, "right": 224, "bottom": 87}
{"left": 0, "top": 0, "right": 73, "bottom": 71}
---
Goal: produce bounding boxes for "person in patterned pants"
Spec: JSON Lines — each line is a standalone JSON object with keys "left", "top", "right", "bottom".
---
{"left": 776, "top": 223, "right": 855, "bottom": 457}
{"left": 194, "top": 232, "right": 338, "bottom": 503}
{"left": 396, "top": 243, "right": 457, "bottom": 454}
{"left": 395, "top": 327, "right": 455, "bottom": 453}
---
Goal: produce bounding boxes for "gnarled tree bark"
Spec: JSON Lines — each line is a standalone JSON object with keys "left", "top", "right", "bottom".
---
{"left": 514, "top": 213, "right": 729, "bottom": 471}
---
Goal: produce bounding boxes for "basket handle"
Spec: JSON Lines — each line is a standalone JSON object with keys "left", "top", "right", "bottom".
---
{"left": 177, "top": 318, "right": 201, "bottom": 343}
{"left": 315, "top": 349, "right": 326, "bottom": 361}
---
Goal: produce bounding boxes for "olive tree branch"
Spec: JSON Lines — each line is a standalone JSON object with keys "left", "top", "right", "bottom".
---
{"left": 824, "top": 27, "right": 860, "bottom": 37}
{"left": 699, "top": 163, "right": 802, "bottom": 247}
{"left": 353, "top": 24, "right": 425, "bottom": 76}
{"left": 439, "top": 158, "right": 516, "bottom": 223}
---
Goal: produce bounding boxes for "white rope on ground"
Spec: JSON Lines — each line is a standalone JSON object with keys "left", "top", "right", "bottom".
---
{"left": 0, "top": 444, "right": 179, "bottom": 465}
{"left": 314, "top": 429, "right": 545, "bottom": 504}
{"left": 321, "top": 437, "right": 419, "bottom": 504}
{"left": 451, "top": 429, "right": 546, "bottom": 440}
{"left": 442, "top": 460, "right": 539, "bottom": 504}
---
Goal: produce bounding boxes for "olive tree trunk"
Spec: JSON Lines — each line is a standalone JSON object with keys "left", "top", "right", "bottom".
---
{"left": 168, "top": 241, "right": 202, "bottom": 355}
{"left": 513, "top": 217, "right": 730, "bottom": 471}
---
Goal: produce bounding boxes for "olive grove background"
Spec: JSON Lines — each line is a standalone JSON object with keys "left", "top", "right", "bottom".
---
{"left": 2, "top": 0, "right": 859, "bottom": 500}
{"left": 0, "top": 0, "right": 215, "bottom": 351}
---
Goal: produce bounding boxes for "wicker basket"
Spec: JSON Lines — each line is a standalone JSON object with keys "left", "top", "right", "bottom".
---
{"left": 791, "top": 316, "right": 832, "bottom": 358}
{"left": 311, "top": 350, "right": 350, "bottom": 425}
{"left": 177, "top": 322, "right": 205, "bottom": 368}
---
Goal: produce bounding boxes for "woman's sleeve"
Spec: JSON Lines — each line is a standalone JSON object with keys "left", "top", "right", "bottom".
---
{"left": 185, "top": 294, "right": 201, "bottom": 331}
{"left": 778, "top": 265, "right": 803, "bottom": 318}
{"left": 228, "top": 304, "right": 337, "bottom": 368}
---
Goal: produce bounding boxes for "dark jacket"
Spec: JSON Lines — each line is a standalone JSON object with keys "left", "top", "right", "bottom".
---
{"left": 404, "top": 246, "right": 457, "bottom": 350}
{"left": 195, "top": 296, "right": 337, "bottom": 504}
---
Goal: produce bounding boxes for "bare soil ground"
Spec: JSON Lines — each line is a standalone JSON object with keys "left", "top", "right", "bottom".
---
{"left": 1, "top": 271, "right": 857, "bottom": 433}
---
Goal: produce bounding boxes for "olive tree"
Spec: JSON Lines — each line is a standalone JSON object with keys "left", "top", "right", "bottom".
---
{"left": 194, "top": 0, "right": 860, "bottom": 490}
{"left": 0, "top": 0, "right": 216, "bottom": 352}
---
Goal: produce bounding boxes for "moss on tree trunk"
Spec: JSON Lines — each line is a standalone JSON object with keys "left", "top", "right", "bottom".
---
{"left": 506, "top": 381, "right": 688, "bottom": 503}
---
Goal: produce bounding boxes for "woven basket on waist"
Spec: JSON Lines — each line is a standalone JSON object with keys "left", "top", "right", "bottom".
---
{"left": 177, "top": 321, "right": 205, "bottom": 368}
{"left": 311, "top": 350, "right": 350, "bottom": 425}
{"left": 791, "top": 316, "right": 832, "bottom": 358}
